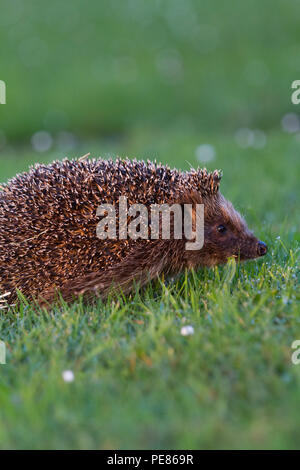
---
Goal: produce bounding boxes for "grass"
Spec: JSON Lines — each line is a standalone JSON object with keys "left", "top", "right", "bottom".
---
{"left": 0, "top": 128, "right": 299, "bottom": 449}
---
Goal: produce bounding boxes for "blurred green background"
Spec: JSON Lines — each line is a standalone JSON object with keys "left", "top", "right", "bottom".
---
{"left": 0, "top": 0, "right": 300, "bottom": 450}
{"left": 0, "top": 0, "right": 299, "bottom": 144}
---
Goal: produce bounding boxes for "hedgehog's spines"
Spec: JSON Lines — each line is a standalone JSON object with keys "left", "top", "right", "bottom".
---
{"left": 0, "top": 157, "right": 225, "bottom": 304}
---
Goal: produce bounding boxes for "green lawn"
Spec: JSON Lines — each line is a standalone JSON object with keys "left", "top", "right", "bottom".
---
{"left": 0, "top": 129, "right": 299, "bottom": 449}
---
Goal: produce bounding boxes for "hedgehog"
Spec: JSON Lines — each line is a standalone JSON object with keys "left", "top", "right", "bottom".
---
{"left": 0, "top": 157, "right": 267, "bottom": 307}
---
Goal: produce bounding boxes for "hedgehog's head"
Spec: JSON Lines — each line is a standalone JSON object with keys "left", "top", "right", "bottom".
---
{"left": 184, "top": 169, "right": 267, "bottom": 267}
{"left": 199, "top": 193, "right": 267, "bottom": 266}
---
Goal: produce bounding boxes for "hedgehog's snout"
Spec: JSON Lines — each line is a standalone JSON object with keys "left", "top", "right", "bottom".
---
{"left": 257, "top": 241, "right": 268, "bottom": 257}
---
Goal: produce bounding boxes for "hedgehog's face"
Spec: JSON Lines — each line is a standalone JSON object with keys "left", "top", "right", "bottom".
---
{"left": 191, "top": 194, "right": 267, "bottom": 267}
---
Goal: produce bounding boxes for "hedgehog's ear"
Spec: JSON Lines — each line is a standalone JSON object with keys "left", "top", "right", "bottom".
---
{"left": 197, "top": 168, "right": 222, "bottom": 195}
{"left": 210, "top": 169, "right": 222, "bottom": 194}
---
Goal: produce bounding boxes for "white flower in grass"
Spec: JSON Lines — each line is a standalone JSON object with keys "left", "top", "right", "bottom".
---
{"left": 62, "top": 370, "right": 75, "bottom": 383}
{"left": 180, "top": 325, "right": 194, "bottom": 336}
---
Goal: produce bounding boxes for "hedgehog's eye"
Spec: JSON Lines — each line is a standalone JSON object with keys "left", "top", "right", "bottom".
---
{"left": 217, "top": 224, "right": 227, "bottom": 234}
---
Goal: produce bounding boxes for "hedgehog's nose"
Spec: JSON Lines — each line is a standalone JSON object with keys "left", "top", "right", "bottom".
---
{"left": 257, "top": 241, "right": 267, "bottom": 257}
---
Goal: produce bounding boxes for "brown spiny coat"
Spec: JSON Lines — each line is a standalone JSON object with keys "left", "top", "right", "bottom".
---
{"left": 0, "top": 158, "right": 267, "bottom": 306}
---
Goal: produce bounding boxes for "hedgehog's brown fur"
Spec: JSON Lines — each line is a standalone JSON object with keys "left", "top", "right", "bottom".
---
{"left": 0, "top": 157, "right": 267, "bottom": 307}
